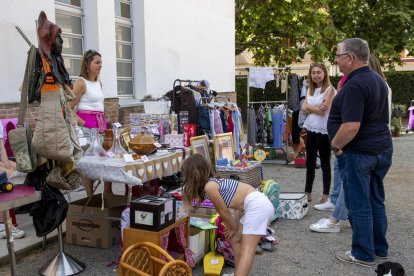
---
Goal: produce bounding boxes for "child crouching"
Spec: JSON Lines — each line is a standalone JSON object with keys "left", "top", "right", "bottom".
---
{"left": 182, "top": 154, "right": 274, "bottom": 276}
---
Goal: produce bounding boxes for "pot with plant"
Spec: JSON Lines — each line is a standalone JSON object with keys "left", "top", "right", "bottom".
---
{"left": 391, "top": 107, "right": 403, "bottom": 137}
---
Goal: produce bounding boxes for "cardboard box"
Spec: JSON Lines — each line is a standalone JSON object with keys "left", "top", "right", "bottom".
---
{"left": 189, "top": 206, "right": 217, "bottom": 219}
{"left": 66, "top": 194, "right": 127, "bottom": 248}
{"left": 189, "top": 227, "right": 209, "bottom": 263}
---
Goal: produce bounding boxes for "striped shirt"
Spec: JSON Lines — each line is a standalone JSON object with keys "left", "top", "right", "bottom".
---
{"left": 208, "top": 178, "right": 239, "bottom": 207}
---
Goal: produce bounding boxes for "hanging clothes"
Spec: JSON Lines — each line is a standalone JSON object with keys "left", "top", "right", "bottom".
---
{"left": 247, "top": 107, "right": 257, "bottom": 146}
{"left": 266, "top": 106, "right": 273, "bottom": 145}
{"left": 213, "top": 108, "right": 223, "bottom": 134}
{"left": 197, "top": 105, "right": 210, "bottom": 136}
{"left": 220, "top": 110, "right": 227, "bottom": 133}
{"left": 209, "top": 109, "right": 216, "bottom": 136}
{"left": 288, "top": 74, "right": 301, "bottom": 112}
{"left": 226, "top": 110, "right": 234, "bottom": 134}
{"left": 271, "top": 107, "right": 285, "bottom": 148}
{"left": 165, "top": 87, "right": 198, "bottom": 125}
{"left": 280, "top": 74, "right": 288, "bottom": 94}
{"left": 248, "top": 67, "right": 275, "bottom": 89}
{"left": 232, "top": 108, "right": 241, "bottom": 155}
{"left": 256, "top": 105, "right": 267, "bottom": 144}
{"left": 238, "top": 112, "right": 245, "bottom": 143}
{"left": 301, "top": 79, "right": 308, "bottom": 100}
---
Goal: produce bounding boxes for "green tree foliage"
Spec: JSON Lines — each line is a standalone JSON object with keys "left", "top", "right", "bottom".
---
{"left": 327, "top": 0, "right": 414, "bottom": 68}
{"left": 236, "top": 0, "right": 414, "bottom": 68}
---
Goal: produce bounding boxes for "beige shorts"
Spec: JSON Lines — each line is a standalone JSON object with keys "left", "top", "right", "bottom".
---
{"left": 240, "top": 191, "right": 274, "bottom": 235}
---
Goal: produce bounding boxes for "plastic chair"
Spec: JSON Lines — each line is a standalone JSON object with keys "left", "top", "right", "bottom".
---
{"left": 119, "top": 241, "right": 192, "bottom": 276}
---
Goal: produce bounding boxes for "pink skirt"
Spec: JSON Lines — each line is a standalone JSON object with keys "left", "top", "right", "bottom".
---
{"left": 77, "top": 110, "right": 107, "bottom": 133}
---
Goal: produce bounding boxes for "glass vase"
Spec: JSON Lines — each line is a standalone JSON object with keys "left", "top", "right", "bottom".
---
{"left": 107, "top": 127, "right": 128, "bottom": 158}
{"left": 84, "top": 128, "right": 107, "bottom": 158}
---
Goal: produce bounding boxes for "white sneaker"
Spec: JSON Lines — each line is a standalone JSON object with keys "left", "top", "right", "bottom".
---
{"left": 314, "top": 199, "right": 335, "bottom": 211}
{"left": 309, "top": 218, "right": 340, "bottom": 233}
{"left": 0, "top": 226, "right": 26, "bottom": 239}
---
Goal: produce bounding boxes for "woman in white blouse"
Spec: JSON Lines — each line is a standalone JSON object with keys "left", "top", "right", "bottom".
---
{"left": 302, "top": 63, "right": 336, "bottom": 203}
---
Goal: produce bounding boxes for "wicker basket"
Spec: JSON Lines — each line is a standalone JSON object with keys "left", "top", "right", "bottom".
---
{"left": 215, "top": 162, "right": 263, "bottom": 188}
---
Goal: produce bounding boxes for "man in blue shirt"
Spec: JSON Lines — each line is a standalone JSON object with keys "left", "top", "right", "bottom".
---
{"left": 328, "top": 38, "right": 393, "bottom": 267}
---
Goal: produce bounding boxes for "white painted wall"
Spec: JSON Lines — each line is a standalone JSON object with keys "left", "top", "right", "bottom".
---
{"left": 83, "top": 0, "right": 117, "bottom": 98}
{"left": 0, "top": 0, "right": 235, "bottom": 103}
{"left": 0, "top": 0, "right": 55, "bottom": 103}
{"left": 134, "top": 0, "right": 235, "bottom": 97}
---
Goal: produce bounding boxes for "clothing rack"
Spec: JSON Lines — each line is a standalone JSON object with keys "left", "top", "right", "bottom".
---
{"left": 246, "top": 67, "right": 309, "bottom": 164}
{"left": 171, "top": 79, "right": 204, "bottom": 114}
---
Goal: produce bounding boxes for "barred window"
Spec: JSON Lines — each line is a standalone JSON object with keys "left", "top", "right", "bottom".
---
{"left": 115, "top": 0, "right": 134, "bottom": 96}
{"left": 55, "top": 1, "right": 83, "bottom": 79}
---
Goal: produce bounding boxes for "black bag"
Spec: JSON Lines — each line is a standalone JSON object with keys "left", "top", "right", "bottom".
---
{"left": 28, "top": 164, "right": 68, "bottom": 237}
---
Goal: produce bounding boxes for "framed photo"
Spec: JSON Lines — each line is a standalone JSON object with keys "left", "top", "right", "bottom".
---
{"left": 213, "top": 133, "right": 234, "bottom": 163}
{"left": 190, "top": 135, "right": 211, "bottom": 162}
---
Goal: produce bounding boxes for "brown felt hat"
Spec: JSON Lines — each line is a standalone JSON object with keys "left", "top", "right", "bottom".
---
{"left": 37, "top": 11, "right": 61, "bottom": 63}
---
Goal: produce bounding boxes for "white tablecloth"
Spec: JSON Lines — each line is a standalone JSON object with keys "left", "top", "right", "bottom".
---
{"left": 76, "top": 149, "right": 191, "bottom": 186}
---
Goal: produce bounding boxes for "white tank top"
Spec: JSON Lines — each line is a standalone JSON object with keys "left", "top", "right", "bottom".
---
{"left": 303, "top": 87, "right": 334, "bottom": 135}
{"left": 77, "top": 77, "right": 104, "bottom": 112}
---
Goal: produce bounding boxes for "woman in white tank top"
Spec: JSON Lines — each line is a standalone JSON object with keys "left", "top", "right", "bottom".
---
{"left": 69, "top": 49, "right": 106, "bottom": 133}
{"left": 69, "top": 50, "right": 112, "bottom": 196}
{"left": 301, "top": 63, "right": 336, "bottom": 203}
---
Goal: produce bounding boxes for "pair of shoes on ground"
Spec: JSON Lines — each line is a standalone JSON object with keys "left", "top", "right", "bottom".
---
{"left": 314, "top": 199, "right": 335, "bottom": 211}
{"left": 0, "top": 224, "right": 25, "bottom": 239}
{"left": 310, "top": 218, "right": 340, "bottom": 233}
{"left": 336, "top": 250, "right": 387, "bottom": 267}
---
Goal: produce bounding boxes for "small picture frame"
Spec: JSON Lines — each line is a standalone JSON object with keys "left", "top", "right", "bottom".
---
{"left": 190, "top": 135, "right": 211, "bottom": 163}
{"left": 213, "top": 132, "right": 234, "bottom": 163}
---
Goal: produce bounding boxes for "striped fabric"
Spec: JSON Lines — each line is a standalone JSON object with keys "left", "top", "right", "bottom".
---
{"left": 208, "top": 178, "right": 239, "bottom": 207}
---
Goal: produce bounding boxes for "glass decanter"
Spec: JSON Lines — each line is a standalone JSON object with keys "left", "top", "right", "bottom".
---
{"left": 107, "top": 127, "right": 128, "bottom": 158}
{"left": 84, "top": 128, "right": 107, "bottom": 158}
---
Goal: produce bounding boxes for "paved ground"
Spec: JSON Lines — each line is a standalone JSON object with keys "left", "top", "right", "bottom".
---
{"left": 1, "top": 133, "right": 413, "bottom": 275}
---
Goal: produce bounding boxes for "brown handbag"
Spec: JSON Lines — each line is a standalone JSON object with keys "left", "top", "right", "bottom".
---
{"left": 46, "top": 166, "right": 84, "bottom": 190}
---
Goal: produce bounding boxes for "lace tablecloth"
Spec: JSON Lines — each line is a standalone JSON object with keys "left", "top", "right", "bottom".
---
{"left": 76, "top": 148, "right": 191, "bottom": 186}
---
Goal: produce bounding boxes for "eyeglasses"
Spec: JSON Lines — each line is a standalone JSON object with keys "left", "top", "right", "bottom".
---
{"left": 335, "top": 53, "right": 351, "bottom": 58}
{"left": 84, "top": 49, "right": 99, "bottom": 58}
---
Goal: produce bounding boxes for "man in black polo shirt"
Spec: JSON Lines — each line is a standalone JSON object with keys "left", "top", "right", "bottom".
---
{"left": 328, "top": 38, "right": 393, "bottom": 267}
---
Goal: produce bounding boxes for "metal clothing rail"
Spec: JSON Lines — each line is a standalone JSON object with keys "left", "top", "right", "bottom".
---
{"left": 249, "top": 100, "right": 286, "bottom": 105}
{"left": 246, "top": 67, "right": 309, "bottom": 164}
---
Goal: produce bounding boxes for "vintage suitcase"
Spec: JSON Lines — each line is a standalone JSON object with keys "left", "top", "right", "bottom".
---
{"left": 276, "top": 192, "right": 308, "bottom": 219}
{"left": 130, "top": 196, "right": 176, "bottom": 231}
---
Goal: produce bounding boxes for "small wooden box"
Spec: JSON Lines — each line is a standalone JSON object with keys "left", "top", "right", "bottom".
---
{"left": 130, "top": 196, "right": 176, "bottom": 231}
{"left": 123, "top": 216, "right": 190, "bottom": 264}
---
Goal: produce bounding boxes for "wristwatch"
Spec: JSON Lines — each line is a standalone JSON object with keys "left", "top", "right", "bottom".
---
{"left": 331, "top": 146, "right": 341, "bottom": 153}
